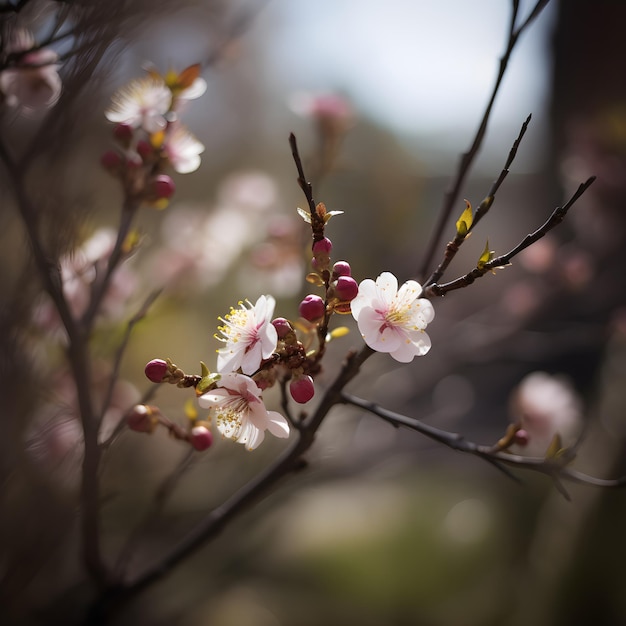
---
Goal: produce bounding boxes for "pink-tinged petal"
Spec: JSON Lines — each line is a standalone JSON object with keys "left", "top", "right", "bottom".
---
{"left": 260, "top": 324, "right": 278, "bottom": 359}
{"left": 357, "top": 308, "right": 401, "bottom": 353}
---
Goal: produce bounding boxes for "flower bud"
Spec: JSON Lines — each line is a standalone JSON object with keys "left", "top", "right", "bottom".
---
{"left": 334, "top": 275, "right": 359, "bottom": 301}
{"left": 190, "top": 425, "right": 213, "bottom": 451}
{"left": 272, "top": 317, "right": 293, "bottom": 339}
{"left": 113, "top": 122, "right": 134, "bottom": 143}
{"left": 290, "top": 375, "right": 315, "bottom": 404}
{"left": 127, "top": 404, "right": 159, "bottom": 433}
{"left": 145, "top": 358, "right": 168, "bottom": 383}
{"left": 136, "top": 140, "right": 154, "bottom": 160}
{"left": 299, "top": 294, "right": 325, "bottom": 323}
{"left": 152, "top": 174, "right": 176, "bottom": 199}
{"left": 100, "top": 150, "right": 122, "bottom": 171}
{"left": 312, "top": 237, "right": 332, "bottom": 255}
{"left": 332, "top": 260, "right": 351, "bottom": 279}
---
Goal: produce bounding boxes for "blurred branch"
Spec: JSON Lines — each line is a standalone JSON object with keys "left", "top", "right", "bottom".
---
{"left": 423, "top": 176, "right": 596, "bottom": 298}
{"left": 113, "top": 448, "right": 196, "bottom": 579}
{"left": 418, "top": 0, "right": 551, "bottom": 282}
{"left": 341, "top": 392, "right": 626, "bottom": 492}
{"left": 0, "top": 137, "right": 108, "bottom": 586}
{"left": 98, "top": 289, "right": 162, "bottom": 425}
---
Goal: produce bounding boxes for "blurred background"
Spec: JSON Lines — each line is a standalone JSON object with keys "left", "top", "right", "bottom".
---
{"left": 2, "top": 0, "right": 626, "bottom": 624}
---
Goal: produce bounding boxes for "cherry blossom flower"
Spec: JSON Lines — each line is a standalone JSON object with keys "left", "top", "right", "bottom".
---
{"left": 350, "top": 272, "right": 434, "bottom": 362}
{"left": 509, "top": 371, "right": 583, "bottom": 457}
{"left": 198, "top": 372, "right": 289, "bottom": 450}
{"left": 105, "top": 76, "right": 172, "bottom": 133}
{"left": 164, "top": 123, "right": 205, "bottom": 173}
{"left": 0, "top": 29, "right": 62, "bottom": 113}
{"left": 216, "top": 295, "right": 278, "bottom": 375}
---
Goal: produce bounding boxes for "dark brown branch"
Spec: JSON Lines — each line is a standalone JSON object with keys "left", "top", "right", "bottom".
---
{"left": 289, "top": 132, "right": 316, "bottom": 216}
{"left": 424, "top": 177, "right": 595, "bottom": 298}
{"left": 418, "top": 0, "right": 551, "bottom": 282}
{"left": 341, "top": 392, "right": 626, "bottom": 490}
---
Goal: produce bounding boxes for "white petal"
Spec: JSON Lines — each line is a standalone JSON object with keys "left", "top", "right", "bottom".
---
{"left": 265, "top": 411, "right": 290, "bottom": 438}
{"left": 375, "top": 272, "right": 399, "bottom": 299}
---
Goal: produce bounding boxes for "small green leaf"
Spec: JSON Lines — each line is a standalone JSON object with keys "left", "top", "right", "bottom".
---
{"left": 477, "top": 240, "right": 494, "bottom": 269}
{"left": 196, "top": 366, "right": 221, "bottom": 395}
{"left": 455, "top": 199, "right": 473, "bottom": 237}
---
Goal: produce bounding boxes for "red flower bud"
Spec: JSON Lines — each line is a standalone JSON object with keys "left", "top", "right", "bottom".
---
{"left": 100, "top": 150, "right": 122, "bottom": 171}
{"left": 113, "top": 122, "right": 134, "bottom": 143}
{"left": 145, "top": 358, "right": 168, "bottom": 383}
{"left": 127, "top": 405, "right": 158, "bottom": 433}
{"left": 190, "top": 425, "right": 213, "bottom": 451}
{"left": 312, "top": 237, "right": 332, "bottom": 255}
{"left": 152, "top": 174, "right": 176, "bottom": 199}
{"left": 136, "top": 140, "right": 154, "bottom": 160}
{"left": 290, "top": 375, "right": 315, "bottom": 404}
{"left": 299, "top": 294, "right": 325, "bottom": 323}
{"left": 272, "top": 317, "right": 293, "bottom": 339}
{"left": 334, "top": 276, "right": 359, "bottom": 301}
{"left": 332, "top": 260, "right": 352, "bottom": 278}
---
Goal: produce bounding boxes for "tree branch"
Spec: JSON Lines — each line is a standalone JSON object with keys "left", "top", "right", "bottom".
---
{"left": 418, "top": 0, "right": 551, "bottom": 282}
{"left": 423, "top": 176, "right": 595, "bottom": 298}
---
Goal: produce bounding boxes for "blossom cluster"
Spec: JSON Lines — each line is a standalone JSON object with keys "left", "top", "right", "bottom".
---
{"left": 134, "top": 200, "right": 436, "bottom": 451}
{"left": 101, "top": 66, "right": 206, "bottom": 208}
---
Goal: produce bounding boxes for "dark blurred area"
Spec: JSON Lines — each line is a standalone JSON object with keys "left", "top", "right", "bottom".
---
{"left": 1, "top": 1, "right": 626, "bottom": 625}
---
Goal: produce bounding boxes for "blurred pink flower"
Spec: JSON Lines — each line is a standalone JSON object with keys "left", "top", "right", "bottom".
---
{"left": 510, "top": 371, "right": 583, "bottom": 457}
{"left": 351, "top": 272, "right": 434, "bottom": 362}
{"left": 198, "top": 372, "right": 289, "bottom": 450}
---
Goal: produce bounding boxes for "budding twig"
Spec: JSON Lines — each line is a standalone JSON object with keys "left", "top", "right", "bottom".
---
{"left": 341, "top": 392, "right": 626, "bottom": 493}
{"left": 424, "top": 177, "right": 596, "bottom": 298}
{"left": 418, "top": 0, "right": 551, "bottom": 281}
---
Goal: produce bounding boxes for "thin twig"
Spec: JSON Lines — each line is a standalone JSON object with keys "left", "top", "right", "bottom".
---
{"left": 341, "top": 392, "right": 626, "bottom": 490}
{"left": 98, "top": 289, "right": 162, "bottom": 424}
{"left": 425, "top": 114, "right": 532, "bottom": 287}
{"left": 424, "top": 177, "right": 595, "bottom": 298}
{"left": 418, "top": 0, "right": 551, "bottom": 282}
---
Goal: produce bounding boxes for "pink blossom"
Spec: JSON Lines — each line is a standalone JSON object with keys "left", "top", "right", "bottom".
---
{"left": 198, "top": 373, "right": 289, "bottom": 450}
{"left": 215, "top": 295, "right": 278, "bottom": 375}
{"left": 350, "top": 272, "right": 434, "bottom": 362}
